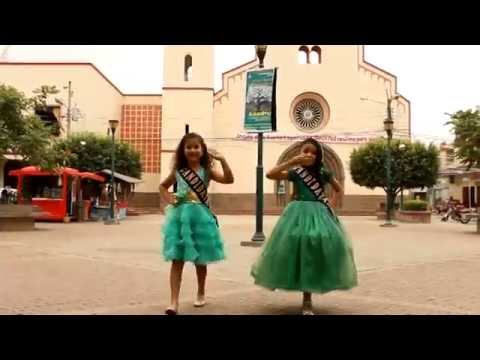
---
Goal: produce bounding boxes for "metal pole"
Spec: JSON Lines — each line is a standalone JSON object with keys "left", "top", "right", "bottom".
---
{"left": 385, "top": 133, "right": 393, "bottom": 225}
{"left": 382, "top": 97, "right": 396, "bottom": 227}
{"left": 110, "top": 129, "right": 116, "bottom": 221}
{"left": 67, "top": 81, "right": 72, "bottom": 137}
{"left": 242, "top": 46, "right": 267, "bottom": 247}
{"left": 253, "top": 49, "right": 266, "bottom": 243}
{"left": 251, "top": 131, "right": 265, "bottom": 242}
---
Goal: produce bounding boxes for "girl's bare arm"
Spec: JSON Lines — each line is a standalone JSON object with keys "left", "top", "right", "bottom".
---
{"left": 209, "top": 159, "right": 234, "bottom": 184}
{"left": 208, "top": 151, "right": 234, "bottom": 184}
{"left": 159, "top": 170, "right": 176, "bottom": 204}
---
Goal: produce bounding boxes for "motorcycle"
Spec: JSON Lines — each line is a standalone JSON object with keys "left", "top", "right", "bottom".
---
{"left": 441, "top": 205, "right": 474, "bottom": 224}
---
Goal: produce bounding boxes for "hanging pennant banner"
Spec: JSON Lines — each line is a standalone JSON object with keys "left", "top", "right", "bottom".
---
{"left": 244, "top": 68, "right": 277, "bottom": 133}
{"left": 234, "top": 133, "right": 375, "bottom": 144}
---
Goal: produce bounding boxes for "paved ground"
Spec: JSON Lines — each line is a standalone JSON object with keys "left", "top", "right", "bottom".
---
{"left": 1, "top": 214, "right": 480, "bottom": 315}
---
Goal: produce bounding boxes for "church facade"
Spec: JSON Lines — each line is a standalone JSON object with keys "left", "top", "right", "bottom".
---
{"left": 0, "top": 45, "right": 410, "bottom": 214}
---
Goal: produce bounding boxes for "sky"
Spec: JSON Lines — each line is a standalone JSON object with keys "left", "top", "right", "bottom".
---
{"left": 2, "top": 45, "right": 480, "bottom": 143}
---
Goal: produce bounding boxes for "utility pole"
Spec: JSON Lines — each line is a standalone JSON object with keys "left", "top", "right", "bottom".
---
{"left": 64, "top": 81, "right": 73, "bottom": 137}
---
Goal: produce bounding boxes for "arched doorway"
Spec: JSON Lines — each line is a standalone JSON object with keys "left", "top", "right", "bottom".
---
{"left": 275, "top": 141, "right": 345, "bottom": 208}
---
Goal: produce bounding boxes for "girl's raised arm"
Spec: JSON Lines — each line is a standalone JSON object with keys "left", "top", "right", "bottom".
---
{"left": 266, "top": 154, "right": 312, "bottom": 180}
{"left": 208, "top": 150, "right": 234, "bottom": 184}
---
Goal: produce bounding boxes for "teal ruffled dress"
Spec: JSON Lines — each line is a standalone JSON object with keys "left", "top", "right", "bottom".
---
{"left": 162, "top": 167, "right": 225, "bottom": 265}
{"left": 251, "top": 168, "right": 358, "bottom": 294}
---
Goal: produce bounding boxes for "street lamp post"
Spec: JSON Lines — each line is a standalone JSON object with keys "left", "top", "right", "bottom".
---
{"left": 252, "top": 45, "right": 267, "bottom": 244}
{"left": 242, "top": 45, "right": 268, "bottom": 247}
{"left": 381, "top": 95, "right": 399, "bottom": 227}
{"left": 361, "top": 94, "right": 401, "bottom": 226}
{"left": 105, "top": 119, "right": 119, "bottom": 225}
{"left": 398, "top": 143, "right": 406, "bottom": 210}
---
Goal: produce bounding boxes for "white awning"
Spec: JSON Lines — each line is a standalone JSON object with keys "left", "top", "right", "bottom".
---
{"left": 100, "top": 169, "right": 143, "bottom": 184}
{"left": 410, "top": 188, "right": 428, "bottom": 193}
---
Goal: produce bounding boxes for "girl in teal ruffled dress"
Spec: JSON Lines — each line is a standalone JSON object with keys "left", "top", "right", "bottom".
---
{"left": 159, "top": 133, "right": 234, "bottom": 315}
{"left": 251, "top": 138, "right": 357, "bottom": 315}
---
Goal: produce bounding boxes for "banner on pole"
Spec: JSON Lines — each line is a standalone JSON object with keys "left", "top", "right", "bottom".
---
{"left": 243, "top": 68, "right": 277, "bottom": 133}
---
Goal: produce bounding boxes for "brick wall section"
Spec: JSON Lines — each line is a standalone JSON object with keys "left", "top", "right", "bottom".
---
{"left": 131, "top": 192, "right": 384, "bottom": 216}
{"left": 340, "top": 195, "right": 385, "bottom": 216}
{"left": 396, "top": 210, "right": 431, "bottom": 224}
{"left": 130, "top": 192, "right": 161, "bottom": 208}
{"left": 0, "top": 217, "right": 35, "bottom": 231}
{"left": 209, "top": 194, "right": 384, "bottom": 215}
{"left": 121, "top": 105, "right": 161, "bottom": 174}
{"left": 0, "top": 204, "right": 35, "bottom": 231}
{"left": 210, "top": 194, "right": 284, "bottom": 215}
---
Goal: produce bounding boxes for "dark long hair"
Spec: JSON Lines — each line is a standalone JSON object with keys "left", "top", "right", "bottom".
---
{"left": 174, "top": 132, "right": 213, "bottom": 171}
{"left": 299, "top": 137, "right": 328, "bottom": 184}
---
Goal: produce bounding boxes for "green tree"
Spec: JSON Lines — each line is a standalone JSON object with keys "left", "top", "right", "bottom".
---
{"left": 53, "top": 132, "right": 142, "bottom": 178}
{"left": 32, "top": 85, "right": 61, "bottom": 136}
{"left": 350, "top": 139, "right": 440, "bottom": 207}
{"left": 31, "top": 85, "right": 60, "bottom": 107}
{"left": 446, "top": 109, "right": 480, "bottom": 170}
{"left": 0, "top": 84, "right": 57, "bottom": 169}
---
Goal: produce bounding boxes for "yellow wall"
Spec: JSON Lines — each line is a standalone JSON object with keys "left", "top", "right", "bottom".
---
{"left": 135, "top": 173, "right": 161, "bottom": 193}
{"left": 207, "top": 140, "right": 386, "bottom": 196}
{"left": 0, "top": 45, "right": 411, "bottom": 199}
{"left": 0, "top": 63, "right": 124, "bottom": 136}
{"left": 0, "top": 64, "right": 166, "bottom": 193}
{"left": 211, "top": 45, "right": 411, "bottom": 196}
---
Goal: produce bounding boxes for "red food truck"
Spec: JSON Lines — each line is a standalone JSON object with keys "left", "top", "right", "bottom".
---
{"left": 9, "top": 166, "right": 104, "bottom": 222}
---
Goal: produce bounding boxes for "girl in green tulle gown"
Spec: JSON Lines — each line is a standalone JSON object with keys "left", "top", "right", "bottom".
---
{"left": 251, "top": 138, "right": 357, "bottom": 315}
{"left": 159, "top": 133, "right": 234, "bottom": 315}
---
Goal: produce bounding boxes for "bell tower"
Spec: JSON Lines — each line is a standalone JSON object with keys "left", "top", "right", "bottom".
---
{"left": 161, "top": 46, "right": 215, "bottom": 175}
